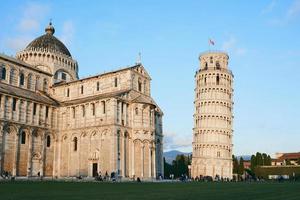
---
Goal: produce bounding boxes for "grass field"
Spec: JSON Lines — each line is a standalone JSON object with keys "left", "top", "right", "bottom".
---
{"left": 0, "top": 181, "right": 300, "bottom": 200}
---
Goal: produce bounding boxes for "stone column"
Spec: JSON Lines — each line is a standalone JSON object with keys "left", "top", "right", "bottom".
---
{"left": 56, "top": 136, "right": 62, "bottom": 177}
{"left": 118, "top": 101, "right": 122, "bottom": 125}
{"left": 0, "top": 123, "right": 4, "bottom": 173}
{"left": 40, "top": 132, "right": 45, "bottom": 177}
{"left": 7, "top": 97, "right": 12, "bottom": 120}
{"left": 15, "top": 99, "right": 20, "bottom": 122}
{"left": 13, "top": 126, "right": 20, "bottom": 176}
{"left": 148, "top": 146, "right": 151, "bottom": 178}
{"left": 131, "top": 140, "right": 135, "bottom": 177}
{"left": 123, "top": 103, "right": 127, "bottom": 126}
{"left": 27, "top": 129, "right": 33, "bottom": 177}
{"left": 141, "top": 144, "right": 144, "bottom": 178}
{"left": 152, "top": 147, "right": 156, "bottom": 178}
{"left": 0, "top": 95, "right": 5, "bottom": 118}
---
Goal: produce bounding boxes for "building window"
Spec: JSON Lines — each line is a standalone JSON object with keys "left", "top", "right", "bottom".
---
{"left": 217, "top": 151, "right": 220, "bottom": 157}
{"left": 33, "top": 103, "right": 37, "bottom": 115}
{"left": 21, "top": 131, "right": 26, "bottom": 144}
{"left": 82, "top": 105, "right": 85, "bottom": 117}
{"left": 46, "top": 106, "right": 49, "bottom": 118}
{"left": 204, "top": 77, "right": 207, "bottom": 85}
{"left": 72, "top": 107, "right": 76, "bottom": 118}
{"left": 19, "top": 73, "right": 24, "bottom": 86}
{"left": 135, "top": 107, "right": 138, "bottom": 115}
{"left": 216, "top": 74, "right": 220, "bottom": 85}
{"left": 81, "top": 85, "right": 84, "bottom": 94}
{"left": 204, "top": 62, "right": 208, "bottom": 70}
{"left": 27, "top": 74, "right": 32, "bottom": 90}
{"left": 210, "top": 57, "right": 213, "bottom": 63}
{"left": 12, "top": 98, "right": 17, "bottom": 111}
{"left": 1, "top": 66, "right": 6, "bottom": 80}
{"left": 61, "top": 72, "right": 66, "bottom": 80}
{"left": 35, "top": 77, "right": 40, "bottom": 90}
{"left": 143, "top": 80, "right": 146, "bottom": 93}
{"left": 216, "top": 61, "right": 220, "bottom": 69}
{"left": 46, "top": 135, "right": 51, "bottom": 147}
{"left": 43, "top": 79, "right": 48, "bottom": 91}
{"left": 9, "top": 68, "right": 16, "bottom": 84}
{"left": 114, "top": 77, "right": 118, "bottom": 87}
{"left": 67, "top": 88, "right": 70, "bottom": 97}
{"left": 138, "top": 79, "right": 142, "bottom": 92}
{"left": 102, "top": 101, "right": 106, "bottom": 114}
{"left": 73, "top": 137, "right": 78, "bottom": 151}
{"left": 92, "top": 103, "right": 95, "bottom": 116}
{"left": 97, "top": 82, "right": 100, "bottom": 91}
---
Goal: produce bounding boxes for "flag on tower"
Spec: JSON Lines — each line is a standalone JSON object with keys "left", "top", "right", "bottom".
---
{"left": 209, "top": 39, "right": 215, "bottom": 45}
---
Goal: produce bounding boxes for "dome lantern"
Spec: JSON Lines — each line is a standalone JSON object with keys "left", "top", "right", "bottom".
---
{"left": 45, "top": 21, "right": 55, "bottom": 35}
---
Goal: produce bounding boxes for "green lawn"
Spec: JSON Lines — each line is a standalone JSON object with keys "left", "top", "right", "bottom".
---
{"left": 0, "top": 181, "right": 299, "bottom": 200}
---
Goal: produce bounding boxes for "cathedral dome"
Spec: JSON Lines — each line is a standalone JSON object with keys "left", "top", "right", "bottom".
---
{"left": 25, "top": 22, "right": 72, "bottom": 57}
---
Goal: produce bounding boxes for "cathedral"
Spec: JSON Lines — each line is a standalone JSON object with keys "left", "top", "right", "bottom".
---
{"left": 0, "top": 23, "right": 164, "bottom": 179}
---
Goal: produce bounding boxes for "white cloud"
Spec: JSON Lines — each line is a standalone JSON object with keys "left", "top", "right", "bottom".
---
{"left": 267, "top": 0, "right": 300, "bottom": 25}
{"left": 164, "top": 132, "right": 192, "bottom": 151}
{"left": 5, "top": 36, "right": 33, "bottom": 52}
{"left": 60, "top": 21, "right": 75, "bottom": 46}
{"left": 287, "top": 0, "right": 300, "bottom": 19}
{"left": 3, "top": 2, "right": 51, "bottom": 53}
{"left": 222, "top": 36, "right": 246, "bottom": 56}
{"left": 17, "top": 2, "right": 50, "bottom": 32}
{"left": 261, "top": 0, "right": 277, "bottom": 15}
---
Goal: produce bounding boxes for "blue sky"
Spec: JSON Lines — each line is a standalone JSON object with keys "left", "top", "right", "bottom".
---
{"left": 1, "top": 0, "right": 300, "bottom": 156}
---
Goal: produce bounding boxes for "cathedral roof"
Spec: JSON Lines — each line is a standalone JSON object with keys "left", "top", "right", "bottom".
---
{"left": 0, "top": 83, "right": 59, "bottom": 106}
{"left": 24, "top": 22, "right": 72, "bottom": 57}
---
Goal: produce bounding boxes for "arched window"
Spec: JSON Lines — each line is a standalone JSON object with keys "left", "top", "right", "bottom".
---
{"left": 82, "top": 105, "right": 85, "bottom": 117}
{"left": 204, "top": 62, "right": 208, "bottom": 70}
{"left": 73, "top": 137, "right": 78, "bottom": 151}
{"left": 35, "top": 77, "right": 40, "bottom": 90}
{"left": 72, "top": 107, "right": 76, "bottom": 118}
{"left": 138, "top": 79, "right": 142, "bottom": 92}
{"left": 46, "top": 135, "right": 51, "bottom": 147}
{"left": 12, "top": 98, "right": 17, "bottom": 111}
{"left": 9, "top": 68, "right": 16, "bottom": 85}
{"left": 96, "top": 82, "right": 100, "bottom": 91}
{"left": 43, "top": 79, "right": 48, "bottom": 91}
{"left": 204, "top": 77, "right": 207, "bottom": 85}
{"left": 114, "top": 77, "right": 118, "bottom": 87}
{"left": 19, "top": 73, "right": 25, "bottom": 86}
{"left": 66, "top": 88, "right": 70, "bottom": 97}
{"left": 216, "top": 74, "right": 220, "bottom": 85}
{"left": 92, "top": 103, "right": 95, "bottom": 116}
{"left": 102, "top": 101, "right": 106, "bottom": 114}
{"left": 80, "top": 85, "right": 84, "bottom": 94}
{"left": 1, "top": 66, "right": 6, "bottom": 80}
{"left": 143, "top": 80, "right": 146, "bottom": 93}
{"left": 210, "top": 56, "right": 213, "bottom": 63}
{"left": 21, "top": 131, "right": 26, "bottom": 144}
{"left": 27, "top": 74, "right": 33, "bottom": 90}
{"left": 216, "top": 61, "right": 220, "bottom": 69}
{"left": 135, "top": 107, "right": 138, "bottom": 115}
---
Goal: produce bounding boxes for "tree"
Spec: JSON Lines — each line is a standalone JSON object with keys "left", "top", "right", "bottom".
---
{"left": 250, "top": 155, "right": 256, "bottom": 171}
{"left": 262, "top": 153, "right": 268, "bottom": 166}
{"left": 163, "top": 157, "right": 173, "bottom": 178}
{"left": 233, "top": 155, "right": 239, "bottom": 174}
{"left": 266, "top": 155, "right": 272, "bottom": 166}
{"left": 238, "top": 157, "right": 245, "bottom": 175}
{"left": 256, "top": 152, "right": 263, "bottom": 166}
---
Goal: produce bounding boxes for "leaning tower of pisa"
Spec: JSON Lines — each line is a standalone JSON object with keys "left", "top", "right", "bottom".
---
{"left": 191, "top": 51, "right": 234, "bottom": 179}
